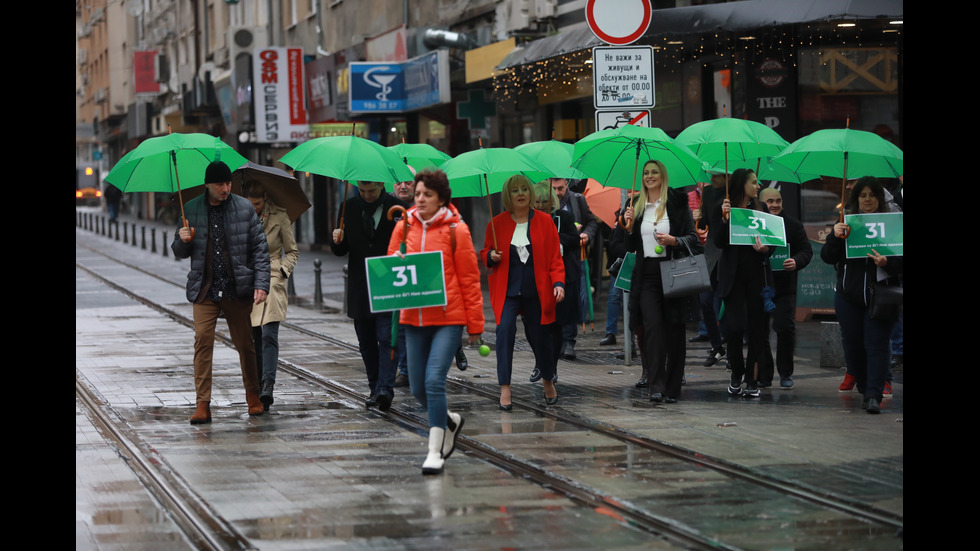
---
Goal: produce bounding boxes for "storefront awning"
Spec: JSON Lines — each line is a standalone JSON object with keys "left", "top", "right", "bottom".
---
{"left": 646, "top": 0, "right": 903, "bottom": 35}
{"left": 496, "top": 0, "right": 902, "bottom": 70}
{"left": 497, "top": 26, "right": 601, "bottom": 70}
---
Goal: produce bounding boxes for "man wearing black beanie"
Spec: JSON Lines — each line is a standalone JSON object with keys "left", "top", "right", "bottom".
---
{"left": 172, "top": 160, "right": 271, "bottom": 424}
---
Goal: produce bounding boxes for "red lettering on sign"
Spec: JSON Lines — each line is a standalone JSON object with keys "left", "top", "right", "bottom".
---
{"left": 260, "top": 50, "right": 279, "bottom": 84}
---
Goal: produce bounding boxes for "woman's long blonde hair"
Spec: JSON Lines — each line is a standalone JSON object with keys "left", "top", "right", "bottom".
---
{"left": 633, "top": 160, "right": 668, "bottom": 223}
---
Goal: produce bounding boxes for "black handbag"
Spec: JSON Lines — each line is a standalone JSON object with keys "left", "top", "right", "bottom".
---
{"left": 660, "top": 240, "right": 712, "bottom": 298}
{"left": 869, "top": 280, "right": 903, "bottom": 321}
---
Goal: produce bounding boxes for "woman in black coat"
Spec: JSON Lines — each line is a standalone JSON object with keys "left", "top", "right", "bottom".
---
{"left": 821, "top": 176, "right": 903, "bottom": 414}
{"left": 622, "top": 160, "right": 701, "bottom": 402}
{"left": 707, "top": 168, "right": 773, "bottom": 398}
{"left": 527, "top": 181, "right": 580, "bottom": 381}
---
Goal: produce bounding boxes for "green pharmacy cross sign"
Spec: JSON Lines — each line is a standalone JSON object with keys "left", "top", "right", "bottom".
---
{"left": 457, "top": 89, "right": 496, "bottom": 130}
{"left": 366, "top": 251, "right": 447, "bottom": 313}
{"left": 844, "top": 212, "right": 903, "bottom": 259}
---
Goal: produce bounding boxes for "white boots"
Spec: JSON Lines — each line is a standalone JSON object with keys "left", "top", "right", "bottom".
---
{"left": 422, "top": 427, "right": 446, "bottom": 475}
{"left": 422, "top": 411, "right": 465, "bottom": 475}
{"left": 442, "top": 411, "right": 464, "bottom": 459}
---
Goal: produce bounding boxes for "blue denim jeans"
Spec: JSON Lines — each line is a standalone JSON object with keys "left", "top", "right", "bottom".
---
{"left": 605, "top": 281, "right": 623, "bottom": 336}
{"left": 405, "top": 325, "right": 462, "bottom": 429}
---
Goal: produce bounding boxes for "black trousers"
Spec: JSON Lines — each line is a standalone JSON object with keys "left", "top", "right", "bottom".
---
{"left": 722, "top": 263, "right": 768, "bottom": 386}
{"left": 635, "top": 258, "right": 686, "bottom": 398}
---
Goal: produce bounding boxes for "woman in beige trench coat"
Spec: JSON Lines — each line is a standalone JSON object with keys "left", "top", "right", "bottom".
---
{"left": 246, "top": 183, "right": 299, "bottom": 410}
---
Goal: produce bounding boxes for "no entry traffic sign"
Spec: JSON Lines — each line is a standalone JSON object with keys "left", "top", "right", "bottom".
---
{"left": 585, "top": 0, "right": 652, "bottom": 46}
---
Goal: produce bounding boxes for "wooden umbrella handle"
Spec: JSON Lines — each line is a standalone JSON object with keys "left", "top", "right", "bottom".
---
{"left": 695, "top": 184, "right": 709, "bottom": 236}
{"left": 387, "top": 205, "right": 410, "bottom": 244}
{"left": 171, "top": 151, "right": 194, "bottom": 239}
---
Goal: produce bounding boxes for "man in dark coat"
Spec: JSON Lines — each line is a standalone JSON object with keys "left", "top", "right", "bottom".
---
{"left": 331, "top": 181, "right": 408, "bottom": 410}
{"left": 758, "top": 187, "right": 813, "bottom": 389}
{"left": 172, "top": 161, "right": 271, "bottom": 424}
{"left": 552, "top": 177, "right": 598, "bottom": 360}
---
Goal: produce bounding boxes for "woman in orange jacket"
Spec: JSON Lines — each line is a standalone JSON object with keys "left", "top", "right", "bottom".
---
{"left": 387, "top": 169, "right": 485, "bottom": 475}
{"left": 480, "top": 175, "right": 565, "bottom": 410}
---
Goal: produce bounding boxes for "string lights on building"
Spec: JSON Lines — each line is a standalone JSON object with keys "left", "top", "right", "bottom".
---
{"left": 490, "top": 22, "right": 901, "bottom": 105}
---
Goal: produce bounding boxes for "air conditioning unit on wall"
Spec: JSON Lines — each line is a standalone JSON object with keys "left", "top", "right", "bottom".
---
{"left": 228, "top": 26, "right": 269, "bottom": 66}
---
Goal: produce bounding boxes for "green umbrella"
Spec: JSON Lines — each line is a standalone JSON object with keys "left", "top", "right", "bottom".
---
{"left": 772, "top": 127, "right": 903, "bottom": 228}
{"left": 675, "top": 118, "right": 789, "bottom": 166}
{"left": 280, "top": 134, "right": 415, "bottom": 231}
{"left": 772, "top": 127, "right": 903, "bottom": 180}
{"left": 281, "top": 135, "right": 415, "bottom": 184}
{"left": 697, "top": 157, "right": 820, "bottom": 185}
{"left": 570, "top": 125, "right": 705, "bottom": 230}
{"left": 439, "top": 146, "right": 552, "bottom": 251}
{"left": 676, "top": 118, "right": 790, "bottom": 218}
{"left": 105, "top": 132, "right": 249, "bottom": 234}
{"left": 387, "top": 142, "right": 452, "bottom": 171}
{"left": 384, "top": 142, "right": 452, "bottom": 193}
{"left": 514, "top": 140, "right": 588, "bottom": 181}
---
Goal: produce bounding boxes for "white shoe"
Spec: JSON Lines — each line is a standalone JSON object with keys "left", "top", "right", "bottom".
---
{"left": 422, "top": 427, "right": 446, "bottom": 475}
{"left": 442, "top": 411, "right": 464, "bottom": 459}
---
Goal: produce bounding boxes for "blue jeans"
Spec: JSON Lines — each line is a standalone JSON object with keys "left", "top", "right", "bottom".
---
{"left": 353, "top": 315, "right": 396, "bottom": 395}
{"left": 405, "top": 325, "right": 462, "bottom": 429}
{"left": 605, "top": 281, "right": 623, "bottom": 336}
{"left": 497, "top": 295, "right": 554, "bottom": 385}
{"left": 835, "top": 294, "right": 894, "bottom": 401}
{"left": 252, "top": 322, "right": 280, "bottom": 383}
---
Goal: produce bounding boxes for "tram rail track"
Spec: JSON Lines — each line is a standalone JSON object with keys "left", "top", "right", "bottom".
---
{"left": 77, "top": 237, "right": 903, "bottom": 548}
{"left": 77, "top": 376, "right": 255, "bottom": 551}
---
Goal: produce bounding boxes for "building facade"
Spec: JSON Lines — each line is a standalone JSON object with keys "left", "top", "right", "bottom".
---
{"left": 77, "top": 0, "right": 903, "bottom": 261}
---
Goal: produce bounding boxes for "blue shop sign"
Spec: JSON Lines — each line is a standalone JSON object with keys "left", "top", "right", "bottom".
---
{"left": 350, "top": 50, "right": 449, "bottom": 113}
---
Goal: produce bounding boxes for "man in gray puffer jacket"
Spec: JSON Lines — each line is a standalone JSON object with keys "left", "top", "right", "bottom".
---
{"left": 172, "top": 161, "right": 271, "bottom": 424}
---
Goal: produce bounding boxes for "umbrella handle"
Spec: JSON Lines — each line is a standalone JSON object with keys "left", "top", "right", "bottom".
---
{"left": 387, "top": 205, "right": 410, "bottom": 244}
{"left": 580, "top": 236, "right": 588, "bottom": 261}
{"left": 171, "top": 150, "right": 195, "bottom": 239}
{"left": 695, "top": 186, "right": 708, "bottom": 236}
{"left": 618, "top": 213, "right": 633, "bottom": 232}
{"left": 723, "top": 168, "right": 730, "bottom": 221}
{"left": 483, "top": 173, "right": 499, "bottom": 250}
{"left": 387, "top": 205, "right": 407, "bottom": 221}
{"left": 339, "top": 181, "right": 349, "bottom": 232}
{"left": 695, "top": 220, "right": 709, "bottom": 237}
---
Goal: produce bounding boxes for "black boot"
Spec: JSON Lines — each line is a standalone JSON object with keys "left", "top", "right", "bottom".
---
{"left": 260, "top": 379, "right": 275, "bottom": 410}
{"left": 455, "top": 347, "right": 468, "bottom": 371}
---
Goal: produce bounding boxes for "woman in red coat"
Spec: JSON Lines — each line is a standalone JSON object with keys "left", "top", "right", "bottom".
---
{"left": 388, "top": 170, "right": 485, "bottom": 474}
{"left": 480, "top": 175, "right": 565, "bottom": 410}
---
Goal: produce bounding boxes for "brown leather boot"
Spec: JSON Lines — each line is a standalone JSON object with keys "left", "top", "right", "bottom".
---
{"left": 190, "top": 401, "right": 211, "bottom": 425}
{"left": 246, "top": 389, "right": 264, "bottom": 416}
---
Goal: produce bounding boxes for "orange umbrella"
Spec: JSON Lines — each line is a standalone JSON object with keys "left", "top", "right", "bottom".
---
{"left": 582, "top": 178, "right": 623, "bottom": 228}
